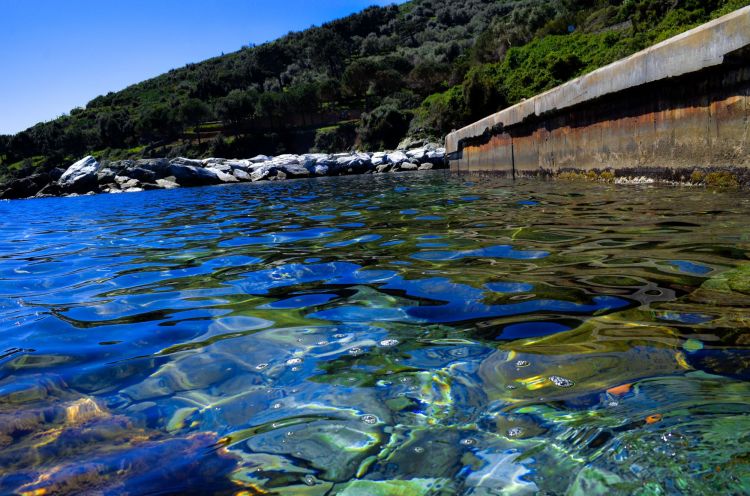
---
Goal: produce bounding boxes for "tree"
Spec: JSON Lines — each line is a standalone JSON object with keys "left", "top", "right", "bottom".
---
{"left": 137, "top": 105, "right": 180, "bottom": 144}
{"left": 408, "top": 61, "right": 449, "bottom": 96}
{"left": 462, "top": 65, "right": 507, "bottom": 121}
{"left": 255, "top": 92, "right": 288, "bottom": 128}
{"left": 342, "top": 58, "right": 380, "bottom": 98}
{"left": 252, "top": 43, "right": 292, "bottom": 89}
{"left": 216, "top": 89, "right": 258, "bottom": 134}
{"left": 305, "top": 28, "right": 349, "bottom": 75}
{"left": 358, "top": 104, "right": 411, "bottom": 150}
{"left": 179, "top": 99, "right": 211, "bottom": 143}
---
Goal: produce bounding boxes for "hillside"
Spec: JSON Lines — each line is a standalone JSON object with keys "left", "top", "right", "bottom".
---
{"left": 1, "top": 0, "right": 748, "bottom": 182}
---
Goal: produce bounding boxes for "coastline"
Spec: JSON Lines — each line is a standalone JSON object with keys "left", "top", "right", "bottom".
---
{"left": 0, "top": 145, "right": 447, "bottom": 200}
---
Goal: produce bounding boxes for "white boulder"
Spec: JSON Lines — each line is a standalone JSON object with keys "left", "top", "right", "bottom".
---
{"left": 58, "top": 156, "right": 101, "bottom": 190}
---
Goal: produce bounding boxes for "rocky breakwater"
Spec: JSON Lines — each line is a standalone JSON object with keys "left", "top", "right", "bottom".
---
{"left": 0, "top": 145, "right": 447, "bottom": 199}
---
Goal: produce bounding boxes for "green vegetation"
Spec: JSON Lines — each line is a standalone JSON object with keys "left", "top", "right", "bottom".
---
{"left": 1, "top": 0, "right": 748, "bottom": 181}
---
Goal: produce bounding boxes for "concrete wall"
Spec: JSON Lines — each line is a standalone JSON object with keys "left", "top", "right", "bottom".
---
{"left": 446, "top": 7, "right": 750, "bottom": 175}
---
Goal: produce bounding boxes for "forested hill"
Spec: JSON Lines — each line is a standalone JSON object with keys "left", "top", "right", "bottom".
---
{"left": 1, "top": 0, "right": 748, "bottom": 181}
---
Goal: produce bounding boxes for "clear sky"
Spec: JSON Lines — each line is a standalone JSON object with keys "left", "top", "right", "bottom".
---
{"left": 0, "top": 0, "right": 401, "bottom": 135}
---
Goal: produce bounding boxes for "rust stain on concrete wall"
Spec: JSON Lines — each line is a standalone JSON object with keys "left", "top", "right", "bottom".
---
{"left": 447, "top": 7, "right": 750, "bottom": 175}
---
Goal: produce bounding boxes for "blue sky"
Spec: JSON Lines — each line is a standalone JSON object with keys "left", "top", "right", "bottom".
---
{"left": 0, "top": 0, "right": 401, "bottom": 135}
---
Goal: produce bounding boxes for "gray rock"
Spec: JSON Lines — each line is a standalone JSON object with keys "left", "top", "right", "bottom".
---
{"left": 278, "top": 163, "right": 310, "bottom": 178}
{"left": 205, "top": 167, "right": 239, "bottom": 183}
{"left": 375, "top": 164, "right": 391, "bottom": 174}
{"left": 232, "top": 169, "right": 252, "bottom": 181}
{"left": 272, "top": 154, "right": 300, "bottom": 164}
{"left": 127, "top": 167, "right": 157, "bottom": 183}
{"left": 156, "top": 179, "right": 179, "bottom": 189}
{"left": 426, "top": 149, "right": 446, "bottom": 161}
{"left": 201, "top": 158, "right": 227, "bottom": 166}
{"left": 119, "top": 178, "right": 141, "bottom": 190}
{"left": 250, "top": 164, "right": 278, "bottom": 182}
{"left": 171, "top": 157, "right": 205, "bottom": 168}
{"left": 207, "top": 162, "right": 233, "bottom": 174}
{"left": 168, "top": 162, "right": 220, "bottom": 186}
{"left": 418, "top": 163, "right": 434, "bottom": 171}
{"left": 371, "top": 152, "right": 387, "bottom": 166}
{"left": 114, "top": 175, "right": 132, "bottom": 186}
{"left": 400, "top": 162, "right": 419, "bottom": 171}
{"left": 58, "top": 156, "right": 101, "bottom": 192}
{"left": 124, "top": 187, "right": 144, "bottom": 193}
{"left": 386, "top": 151, "right": 408, "bottom": 165}
{"left": 248, "top": 154, "right": 271, "bottom": 163}
{"left": 135, "top": 159, "right": 171, "bottom": 176}
{"left": 397, "top": 137, "right": 427, "bottom": 150}
{"left": 334, "top": 153, "right": 372, "bottom": 174}
{"left": 313, "top": 164, "right": 329, "bottom": 176}
{"left": 96, "top": 168, "right": 116, "bottom": 184}
{"left": 0, "top": 173, "right": 53, "bottom": 199}
{"left": 406, "top": 148, "right": 427, "bottom": 160}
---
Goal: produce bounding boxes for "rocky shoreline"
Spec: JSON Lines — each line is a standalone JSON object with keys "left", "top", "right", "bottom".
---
{"left": 0, "top": 145, "right": 447, "bottom": 200}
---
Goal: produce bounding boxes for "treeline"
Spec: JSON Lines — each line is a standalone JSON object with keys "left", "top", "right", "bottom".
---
{"left": 1, "top": 0, "right": 748, "bottom": 180}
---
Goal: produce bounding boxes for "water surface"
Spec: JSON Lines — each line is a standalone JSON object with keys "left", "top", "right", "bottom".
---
{"left": 2, "top": 172, "right": 750, "bottom": 494}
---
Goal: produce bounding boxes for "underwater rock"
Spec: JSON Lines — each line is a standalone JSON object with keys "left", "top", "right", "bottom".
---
{"left": 8, "top": 433, "right": 237, "bottom": 496}
{"left": 478, "top": 315, "right": 689, "bottom": 403}
{"left": 244, "top": 420, "right": 382, "bottom": 482}
{"left": 336, "top": 478, "right": 452, "bottom": 495}
{"left": 700, "top": 264, "right": 750, "bottom": 295}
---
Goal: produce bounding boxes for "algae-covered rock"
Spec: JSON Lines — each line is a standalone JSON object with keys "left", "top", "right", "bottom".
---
{"left": 244, "top": 420, "right": 382, "bottom": 482}
{"left": 479, "top": 313, "right": 689, "bottom": 403}
{"left": 336, "top": 478, "right": 452, "bottom": 496}
{"left": 700, "top": 264, "right": 750, "bottom": 295}
{"left": 566, "top": 466, "right": 626, "bottom": 496}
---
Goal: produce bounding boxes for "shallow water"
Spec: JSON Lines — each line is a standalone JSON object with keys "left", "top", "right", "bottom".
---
{"left": 2, "top": 172, "right": 750, "bottom": 494}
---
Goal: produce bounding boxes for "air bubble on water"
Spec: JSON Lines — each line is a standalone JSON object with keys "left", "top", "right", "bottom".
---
{"left": 461, "top": 438, "right": 477, "bottom": 446}
{"left": 303, "top": 475, "right": 316, "bottom": 486}
{"left": 361, "top": 414, "right": 378, "bottom": 425}
{"left": 413, "top": 447, "right": 425, "bottom": 454}
{"left": 349, "top": 347, "right": 363, "bottom": 356}
{"left": 317, "top": 341, "right": 329, "bottom": 346}
{"left": 516, "top": 360, "right": 530, "bottom": 368}
{"left": 255, "top": 363, "right": 269, "bottom": 371}
{"left": 380, "top": 339, "right": 399, "bottom": 347}
{"left": 506, "top": 385, "right": 517, "bottom": 390}
{"left": 286, "top": 358, "right": 303, "bottom": 366}
{"left": 507, "top": 427, "right": 525, "bottom": 438}
{"left": 291, "top": 367, "right": 301, "bottom": 372}
{"left": 334, "top": 333, "right": 346, "bottom": 339}
{"left": 548, "top": 375, "right": 575, "bottom": 388}
{"left": 272, "top": 403, "right": 282, "bottom": 409}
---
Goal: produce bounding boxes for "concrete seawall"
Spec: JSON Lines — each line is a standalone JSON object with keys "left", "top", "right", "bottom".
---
{"left": 446, "top": 7, "right": 750, "bottom": 176}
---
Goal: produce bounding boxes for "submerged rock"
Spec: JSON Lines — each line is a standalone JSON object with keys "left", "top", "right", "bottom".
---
{"left": 336, "top": 478, "right": 452, "bottom": 495}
